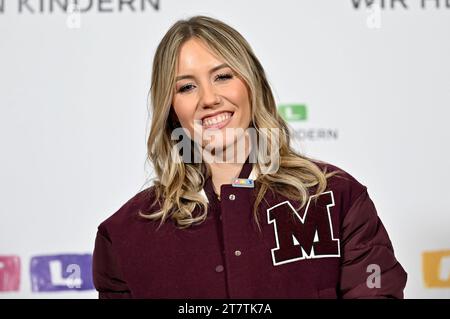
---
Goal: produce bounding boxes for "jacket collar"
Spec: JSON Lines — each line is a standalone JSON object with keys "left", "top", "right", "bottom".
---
{"left": 200, "top": 156, "right": 257, "bottom": 203}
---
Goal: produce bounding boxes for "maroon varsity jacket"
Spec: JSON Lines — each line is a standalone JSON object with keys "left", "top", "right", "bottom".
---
{"left": 92, "top": 159, "right": 407, "bottom": 298}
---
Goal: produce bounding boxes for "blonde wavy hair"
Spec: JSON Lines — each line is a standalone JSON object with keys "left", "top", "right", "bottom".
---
{"left": 140, "top": 15, "right": 340, "bottom": 230}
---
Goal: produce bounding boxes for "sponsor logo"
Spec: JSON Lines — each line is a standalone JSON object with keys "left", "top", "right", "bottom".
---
{"left": 423, "top": 249, "right": 450, "bottom": 288}
{"left": 278, "top": 104, "right": 307, "bottom": 122}
{"left": 351, "top": 0, "right": 450, "bottom": 10}
{"left": 278, "top": 104, "right": 339, "bottom": 141}
{"left": 30, "top": 254, "right": 93, "bottom": 292}
{"left": 0, "top": 256, "right": 21, "bottom": 292}
{"left": 0, "top": 0, "right": 160, "bottom": 14}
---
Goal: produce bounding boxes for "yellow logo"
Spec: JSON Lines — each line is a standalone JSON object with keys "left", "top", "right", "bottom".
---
{"left": 422, "top": 250, "right": 450, "bottom": 288}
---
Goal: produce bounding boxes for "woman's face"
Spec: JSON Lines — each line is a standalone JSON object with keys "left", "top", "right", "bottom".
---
{"left": 171, "top": 38, "right": 252, "bottom": 156}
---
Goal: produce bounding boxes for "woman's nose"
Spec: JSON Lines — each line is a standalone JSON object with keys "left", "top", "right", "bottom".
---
{"left": 199, "top": 83, "right": 220, "bottom": 108}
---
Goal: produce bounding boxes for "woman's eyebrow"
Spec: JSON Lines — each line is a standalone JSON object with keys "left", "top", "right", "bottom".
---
{"left": 175, "top": 63, "right": 229, "bottom": 81}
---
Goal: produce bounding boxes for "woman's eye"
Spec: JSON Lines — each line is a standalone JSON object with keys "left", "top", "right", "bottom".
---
{"left": 215, "top": 73, "right": 233, "bottom": 81}
{"left": 177, "top": 73, "right": 233, "bottom": 93}
{"left": 178, "top": 84, "right": 195, "bottom": 93}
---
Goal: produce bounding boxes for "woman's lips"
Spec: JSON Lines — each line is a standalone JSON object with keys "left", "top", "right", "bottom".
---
{"left": 202, "top": 112, "right": 234, "bottom": 130}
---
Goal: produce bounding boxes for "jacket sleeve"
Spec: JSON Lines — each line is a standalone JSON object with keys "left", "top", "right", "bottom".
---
{"left": 92, "top": 227, "right": 132, "bottom": 299}
{"left": 339, "top": 189, "right": 407, "bottom": 298}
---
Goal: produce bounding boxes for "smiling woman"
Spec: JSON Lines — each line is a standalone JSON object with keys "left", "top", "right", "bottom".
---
{"left": 92, "top": 15, "right": 407, "bottom": 299}
{"left": 172, "top": 39, "right": 252, "bottom": 153}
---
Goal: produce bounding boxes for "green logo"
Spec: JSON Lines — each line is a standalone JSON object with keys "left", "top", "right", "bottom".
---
{"left": 278, "top": 104, "right": 307, "bottom": 122}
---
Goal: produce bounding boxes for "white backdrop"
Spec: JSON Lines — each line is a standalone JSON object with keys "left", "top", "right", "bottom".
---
{"left": 0, "top": 0, "right": 449, "bottom": 298}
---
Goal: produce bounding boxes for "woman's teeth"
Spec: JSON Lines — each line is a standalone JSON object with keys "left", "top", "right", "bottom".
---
{"left": 202, "top": 112, "right": 232, "bottom": 127}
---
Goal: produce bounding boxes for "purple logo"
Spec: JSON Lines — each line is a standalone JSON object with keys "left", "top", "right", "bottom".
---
{"left": 0, "top": 255, "right": 21, "bottom": 292}
{"left": 30, "top": 254, "right": 93, "bottom": 292}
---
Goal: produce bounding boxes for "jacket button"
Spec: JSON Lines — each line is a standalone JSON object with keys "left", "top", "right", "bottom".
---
{"left": 234, "top": 250, "right": 242, "bottom": 256}
{"left": 228, "top": 194, "right": 236, "bottom": 200}
{"left": 215, "top": 265, "right": 224, "bottom": 272}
